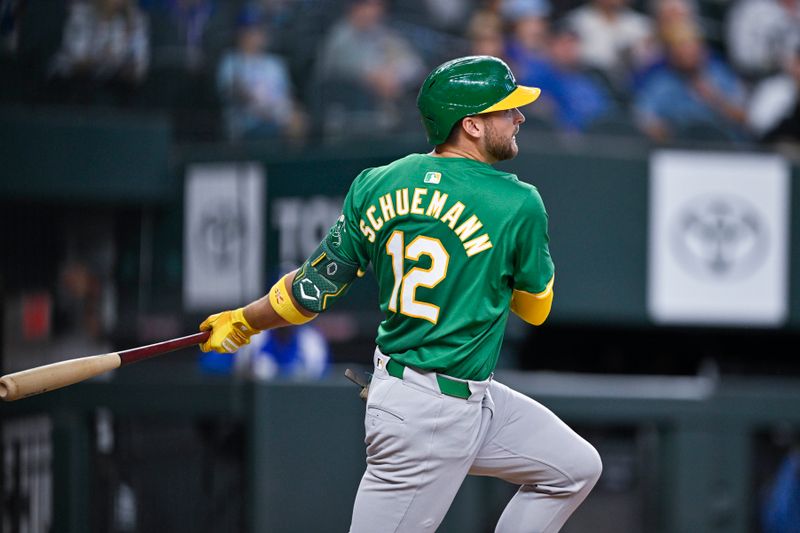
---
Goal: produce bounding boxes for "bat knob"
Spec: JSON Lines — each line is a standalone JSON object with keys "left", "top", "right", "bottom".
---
{"left": 0, "top": 377, "right": 14, "bottom": 401}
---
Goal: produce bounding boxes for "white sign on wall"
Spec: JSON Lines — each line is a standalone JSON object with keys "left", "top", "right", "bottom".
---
{"left": 184, "top": 163, "right": 265, "bottom": 311}
{"left": 648, "top": 150, "right": 789, "bottom": 326}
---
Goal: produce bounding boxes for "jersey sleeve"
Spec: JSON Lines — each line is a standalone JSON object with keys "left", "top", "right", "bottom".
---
{"left": 512, "top": 186, "right": 555, "bottom": 294}
{"left": 334, "top": 172, "right": 371, "bottom": 272}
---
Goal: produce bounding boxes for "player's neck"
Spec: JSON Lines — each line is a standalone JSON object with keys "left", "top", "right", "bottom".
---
{"left": 429, "top": 143, "right": 496, "bottom": 165}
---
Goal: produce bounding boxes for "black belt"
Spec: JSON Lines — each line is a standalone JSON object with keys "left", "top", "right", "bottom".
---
{"left": 385, "top": 358, "right": 471, "bottom": 399}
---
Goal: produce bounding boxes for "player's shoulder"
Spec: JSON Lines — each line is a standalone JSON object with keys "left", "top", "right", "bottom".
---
{"left": 520, "top": 180, "right": 547, "bottom": 210}
{"left": 513, "top": 179, "right": 545, "bottom": 203}
{"left": 483, "top": 167, "right": 544, "bottom": 203}
{"left": 493, "top": 175, "right": 548, "bottom": 224}
{"left": 350, "top": 153, "right": 421, "bottom": 187}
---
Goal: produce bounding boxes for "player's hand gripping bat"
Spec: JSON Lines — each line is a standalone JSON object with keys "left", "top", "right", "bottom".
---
{"left": 0, "top": 331, "right": 211, "bottom": 402}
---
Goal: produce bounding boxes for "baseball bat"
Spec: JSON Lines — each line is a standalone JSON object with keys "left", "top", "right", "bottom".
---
{"left": 0, "top": 331, "right": 211, "bottom": 402}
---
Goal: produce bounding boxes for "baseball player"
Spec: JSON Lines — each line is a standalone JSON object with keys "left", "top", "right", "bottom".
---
{"left": 199, "top": 55, "right": 602, "bottom": 532}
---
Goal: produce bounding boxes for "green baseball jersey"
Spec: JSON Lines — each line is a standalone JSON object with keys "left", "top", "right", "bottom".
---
{"left": 337, "top": 153, "right": 554, "bottom": 381}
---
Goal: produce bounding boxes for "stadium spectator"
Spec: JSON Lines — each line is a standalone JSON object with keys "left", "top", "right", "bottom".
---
{"left": 748, "top": 45, "right": 800, "bottom": 143}
{"left": 634, "top": 24, "right": 748, "bottom": 142}
{"left": 726, "top": 0, "right": 800, "bottom": 79}
{"left": 631, "top": 0, "right": 699, "bottom": 91}
{"left": 315, "top": 0, "right": 425, "bottom": 136}
{"left": 527, "top": 23, "right": 614, "bottom": 132}
{"left": 566, "top": 0, "right": 655, "bottom": 93}
{"left": 56, "top": 260, "right": 104, "bottom": 340}
{"left": 469, "top": 0, "right": 503, "bottom": 30}
{"left": 502, "top": 0, "right": 551, "bottom": 85}
{"left": 200, "top": 325, "right": 330, "bottom": 380}
{"left": 50, "top": 0, "right": 149, "bottom": 86}
{"left": 216, "top": 5, "right": 305, "bottom": 141}
{"left": 247, "top": 326, "right": 329, "bottom": 380}
{"left": 394, "top": 0, "right": 475, "bottom": 33}
{"left": 466, "top": 8, "right": 504, "bottom": 57}
{"left": 142, "top": 0, "right": 220, "bottom": 72}
{"left": 0, "top": 0, "right": 23, "bottom": 55}
{"left": 653, "top": 0, "right": 699, "bottom": 42}
{"left": 761, "top": 449, "right": 800, "bottom": 533}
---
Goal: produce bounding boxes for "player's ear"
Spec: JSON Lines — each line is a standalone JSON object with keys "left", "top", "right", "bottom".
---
{"left": 460, "top": 115, "right": 484, "bottom": 139}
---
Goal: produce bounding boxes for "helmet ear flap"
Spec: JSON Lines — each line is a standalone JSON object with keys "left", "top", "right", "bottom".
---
{"left": 421, "top": 114, "right": 442, "bottom": 144}
{"left": 442, "top": 117, "right": 466, "bottom": 145}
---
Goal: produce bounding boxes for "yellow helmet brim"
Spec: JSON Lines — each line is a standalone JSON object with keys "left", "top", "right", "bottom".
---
{"left": 478, "top": 85, "right": 541, "bottom": 114}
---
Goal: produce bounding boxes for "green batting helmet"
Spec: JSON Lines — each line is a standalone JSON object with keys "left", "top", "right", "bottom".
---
{"left": 417, "top": 55, "right": 541, "bottom": 145}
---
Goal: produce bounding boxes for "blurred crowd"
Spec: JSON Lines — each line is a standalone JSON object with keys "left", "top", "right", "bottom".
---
{"left": 1, "top": 0, "right": 799, "bottom": 146}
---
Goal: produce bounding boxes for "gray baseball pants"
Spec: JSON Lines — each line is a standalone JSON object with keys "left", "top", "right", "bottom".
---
{"left": 349, "top": 350, "right": 602, "bottom": 533}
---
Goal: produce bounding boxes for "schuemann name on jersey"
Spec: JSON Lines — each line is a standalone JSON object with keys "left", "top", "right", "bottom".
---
{"left": 357, "top": 187, "right": 493, "bottom": 258}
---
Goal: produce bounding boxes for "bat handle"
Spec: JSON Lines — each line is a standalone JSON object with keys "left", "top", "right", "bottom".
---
{"left": 118, "top": 330, "right": 211, "bottom": 366}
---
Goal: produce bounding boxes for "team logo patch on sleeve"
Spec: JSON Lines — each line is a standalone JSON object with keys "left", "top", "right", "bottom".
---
{"left": 424, "top": 171, "right": 442, "bottom": 184}
{"left": 329, "top": 215, "right": 345, "bottom": 247}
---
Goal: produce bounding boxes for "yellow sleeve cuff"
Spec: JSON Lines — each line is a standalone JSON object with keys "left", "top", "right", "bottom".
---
{"left": 269, "top": 274, "right": 318, "bottom": 325}
{"left": 510, "top": 276, "right": 554, "bottom": 326}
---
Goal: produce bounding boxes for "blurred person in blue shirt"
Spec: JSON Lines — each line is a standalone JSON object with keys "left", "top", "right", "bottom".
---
{"left": 525, "top": 23, "right": 613, "bottom": 133}
{"left": 216, "top": 4, "right": 305, "bottom": 141}
{"left": 200, "top": 325, "right": 329, "bottom": 380}
{"left": 631, "top": 0, "right": 699, "bottom": 92}
{"left": 246, "top": 326, "right": 329, "bottom": 380}
{"left": 633, "top": 24, "right": 748, "bottom": 142}
{"left": 762, "top": 450, "right": 800, "bottom": 533}
{"left": 502, "top": 0, "right": 551, "bottom": 86}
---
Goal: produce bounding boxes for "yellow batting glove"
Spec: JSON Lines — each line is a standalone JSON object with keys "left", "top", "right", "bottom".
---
{"left": 199, "top": 308, "right": 261, "bottom": 353}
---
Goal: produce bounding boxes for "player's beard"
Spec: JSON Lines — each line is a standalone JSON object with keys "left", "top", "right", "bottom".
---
{"left": 484, "top": 121, "right": 519, "bottom": 161}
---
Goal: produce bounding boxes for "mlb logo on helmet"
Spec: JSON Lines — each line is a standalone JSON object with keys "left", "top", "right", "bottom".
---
{"left": 424, "top": 171, "right": 442, "bottom": 184}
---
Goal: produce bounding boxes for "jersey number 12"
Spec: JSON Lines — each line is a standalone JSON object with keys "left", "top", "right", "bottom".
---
{"left": 386, "top": 230, "right": 450, "bottom": 324}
